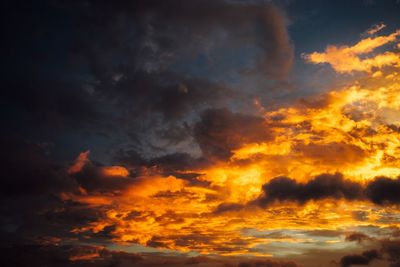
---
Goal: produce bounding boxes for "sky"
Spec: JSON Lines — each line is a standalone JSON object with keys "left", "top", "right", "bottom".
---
{"left": 2, "top": 0, "right": 400, "bottom": 266}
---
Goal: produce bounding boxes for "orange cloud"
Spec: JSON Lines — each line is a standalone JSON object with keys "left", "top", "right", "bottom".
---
{"left": 67, "top": 67, "right": 400, "bottom": 255}
{"left": 67, "top": 150, "right": 90, "bottom": 174}
{"left": 64, "top": 27, "right": 400, "bottom": 260}
{"left": 101, "top": 166, "right": 130, "bottom": 177}
{"left": 304, "top": 29, "right": 400, "bottom": 73}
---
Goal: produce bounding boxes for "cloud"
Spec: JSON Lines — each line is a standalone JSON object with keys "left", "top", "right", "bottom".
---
{"left": 365, "top": 22, "right": 386, "bottom": 35}
{"left": 345, "top": 232, "right": 372, "bottom": 243}
{"left": 68, "top": 150, "right": 90, "bottom": 175}
{"left": 365, "top": 177, "right": 400, "bottom": 205}
{"left": 1, "top": 242, "right": 307, "bottom": 267}
{"left": 292, "top": 142, "right": 367, "bottom": 167}
{"left": 304, "top": 29, "right": 400, "bottom": 73}
{"left": 0, "top": 136, "right": 78, "bottom": 196}
{"left": 55, "top": 0, "right": 293, "bottom": 154}
{"left": 2, "top": 77, "right": 102, "bottom": 133}
{"left": 256, "top": 174, "right": 400, "bottom": 207}
{"left": 194, "top": 108, "right": 271, "bottom": 160}
{"left": 238, "top": 259, "right": 302, "bottom": 267}
{"left": 72, "top": 0, "right": 293, "bottom": 80}
{"left": 339, "top": 249, "right": 381, "bottom": 267}
{"left": 70, "top": 158, "right": 133, "bottom": 194}
{"left": 381, "top": 240, "right": 400, "bottom": 264}
{"left": 3, "top": 2, "right": 400, "bottom": 265}
{"left": 3, "top": 0, "right": 294, "bottom": 163}
{"left": 256, "top": 173, "right": 363, "bottom": 207}
{"left": 334, "top": 239, "right": 400, "bottom": 267}
{"left": 213, "top": 203, "right": 245, "bottom": 214}
{"left": 2, "top": 243, "right": 143, "bottom": 267}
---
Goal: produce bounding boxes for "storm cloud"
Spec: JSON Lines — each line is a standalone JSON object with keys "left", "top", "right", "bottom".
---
{"left": 256, "top": 174, "right": 400, "bottom": 207}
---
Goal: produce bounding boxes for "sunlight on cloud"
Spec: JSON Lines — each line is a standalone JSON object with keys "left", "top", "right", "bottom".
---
{"left": 303, "top": 29, "right": 400, "bottom": 73}
{"left": 63, "top": 27, "right": 400, "bottom": 259}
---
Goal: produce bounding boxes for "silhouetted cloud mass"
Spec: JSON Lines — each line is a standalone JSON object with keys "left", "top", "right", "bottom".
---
{"left": 256, "top": 174, "right": 400, "bottom": 206}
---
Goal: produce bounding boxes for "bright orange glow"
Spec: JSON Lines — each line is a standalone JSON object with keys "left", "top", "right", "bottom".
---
{"left": 101, "top": 166, "right": 130, "bottom": 177}
{"left": 65, "top": 29, "right": 400, "bottom": 257}
{"left": 304, "top": 29, "right": 400, "bottom": 73}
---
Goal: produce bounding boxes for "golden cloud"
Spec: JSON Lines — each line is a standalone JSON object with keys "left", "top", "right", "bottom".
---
{"left": 64, "top": 28, "right": 400, "bottom": 259}
{"left": 304, "top": 29, "right": 400, "bottom": 73}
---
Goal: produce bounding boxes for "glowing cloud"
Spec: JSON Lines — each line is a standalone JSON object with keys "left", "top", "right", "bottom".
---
{"left": 39, "top": 25, "right": 400, "bottom": 264}
{"left": 68, "top": 150, "right": 90, "bottom": 174}
{"left": 101, "top": 166, "right": 130, "bottom": 177}
{"left": 304, "top": 29, "right": 400, "bottom": 73}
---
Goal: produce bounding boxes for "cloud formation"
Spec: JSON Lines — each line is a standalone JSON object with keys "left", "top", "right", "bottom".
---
{"left": 339, "top": 249, "right": 381, "bottom": 267}
{"left": 304, "top": 29, "right": 400, "bottom": 73}
{"left": 257, "top": 174, "right": 400, "bottom": 207}
{"left": 194, "top": 108, "right": 271, "bottom": 160}
{"left": 3, "top": 1, "right": 400, "bottom": 267}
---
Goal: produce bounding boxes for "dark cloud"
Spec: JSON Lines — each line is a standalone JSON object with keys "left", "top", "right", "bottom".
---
{"left": 345, "top": 232, "right": 372, "bottom": 243}
{"left": 1, "top": 243, "right": 307, "bottom": 267}
{"left": 0, "top": 136, "right": 78, "bottom": 196}
{"left": 68, "top": 0, "right": 293, "bottom": 80}
{"left": 71, "top": 162, "right": 132, "bottom": 193}
{"left": 256, "top": 173, "right": 363, "bottom": 206}
{"left": 110, "top": 73, "right": 229, "bottom": 122}
{"left": 1, "top": 243, "right": 142, "bottom": 267}
{"left": 381, "top": 240, "right": 400, "bottom": 264}
{"left": 2, "top": 79, "right": 101, "bottom": 130}
{"left": 194, "top": 108, "right": 270, "bottom": 160}
{"left": 334, "top": 239, "right": 400, "bottom": 267}
{"left": 114, "top": 150, "right": 209, "bottom": 185}
{"left": 365, "top": 177, "right": 400, "bottom": 205}
{"left": 3, "top": 0, "right": 293, "bottom": 162}
{"left": 43, "top": 200, "right": 105, "bottom": 229}
{"left": 147, "top": 153, "right": 205, "bottom": 174}
{"left": 256, "top": 174, "right": 400, "bottom": 207}
{"left": 339, "top": 249, "right": 381, "bottom": 267}
{"left": 213, "top": 203, "right": 245, "bottom": 214}
{"left": 60, "top": 0, "right": 292, "bottom": 154}
{"left": 238, "top": 259, "right": 301, "bottom": 267}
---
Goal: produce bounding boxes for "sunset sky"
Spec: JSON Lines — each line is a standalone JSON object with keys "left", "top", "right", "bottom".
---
{"left": 2, "top": 1, "right": 400, "bottom": 266}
